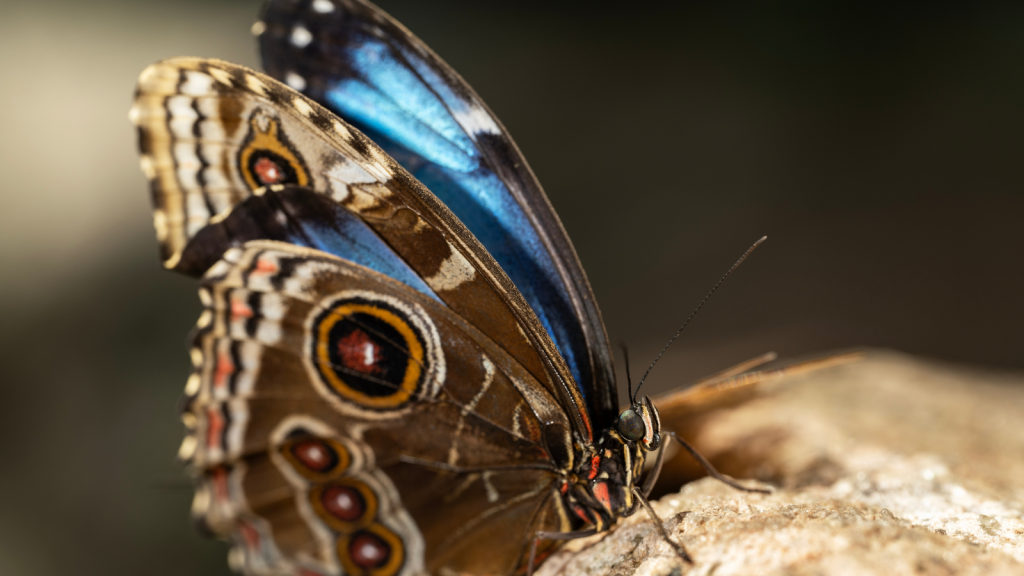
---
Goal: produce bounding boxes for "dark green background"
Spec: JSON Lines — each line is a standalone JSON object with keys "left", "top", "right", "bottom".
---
{"left": 1, "top": 1, "right": 1021, "bottom": 574}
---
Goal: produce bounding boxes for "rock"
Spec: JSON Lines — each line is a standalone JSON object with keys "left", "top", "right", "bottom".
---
{"left": 535, "top": 351, "right": 1024, "bottom": 576}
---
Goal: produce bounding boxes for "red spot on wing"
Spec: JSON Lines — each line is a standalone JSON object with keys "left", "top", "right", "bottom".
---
{"left": 254, "top": 258, "right": 278, "bottom": 274}
{"left": 239, "top": 521, "right": 261, "bottom": 552}
{"left": 588, "top": 455, "right": 601, "bottom": 480}
{"left": 337, "top": 328, "right": 383, "bottom": 375}
{"left": 253, "top": 157, "right": 284, "bottom": 184}
{"left": 206, "top": 407, "right": 225, "bottom": 449}
{"left": 559, "top": 481, "right": 569, "bottom": 495}
{"left": 230, "top": 298, "right": 253, "bottom": 319}
{"left": 214, "top": 350, "right": 235, "bottom": 390}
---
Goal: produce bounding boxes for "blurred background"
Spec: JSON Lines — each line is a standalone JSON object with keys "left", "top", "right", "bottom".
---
{"left": 1, "top": 0, "right": 1022, "bottom": 574}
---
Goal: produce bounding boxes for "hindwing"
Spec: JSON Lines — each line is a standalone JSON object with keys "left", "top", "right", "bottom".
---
{"left": 186, "top": 241, "right": 573, "bottom": 575}
{"left": 130, "top": 57, "right": 594, "bottom": 438}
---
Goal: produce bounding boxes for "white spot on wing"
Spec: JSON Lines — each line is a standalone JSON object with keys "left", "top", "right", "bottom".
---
{"left": 196, "top": 309, "right": 212, "bottom": 328}
{"left": 291, "top": 25, "right": 313, "bottom": 48}
{"left": 327, "top": 157, "right": 378, "bottom": 185}
{"left": 184, "top": 373, "right": 201, "bottom": 396}
{"left": 152, "top": 209, "right": 168, "bottom": 241}
{"left": 425, "top": 247, "right": 476, "bottom": 292}
{"left": 178, "top": 435, "right": 198, "bottom": 460}
{"left": 282, "top": 260, "right": 331, "bottom": 297}
{"left": 245, "top": 74, "right": 269, "bottom": 96}
{"left": 191, "top": 484, "right": 211, "bottom": 515}
{"left": 205, "top": 259, "right": 232, "bottom": 279}
{"left": 292, "top": 97, "right": 315, "bottom": 118}
{"left": 329, "top": 181, "right": 350, "bottom": 202}
{"left": 177, "top": 142, "right": 202, "bottom": 187}
{"left": 225, "top": 398, "right": 250, "bottom": 458}
{"left": 453, "top": 102, "right": 501, "bottom": 136}
{"left": 167, "top": 96, "right": 198, "bottom": 140}
{"left": 222, "top": 248, "right": 243, "bottom": 265}
{"left": 312, "top": 0, "right": 335, "bottom": 13}
{"left": 128, "top": 104, "right": 141, "bottom": 125}
{"left": 363, "top": 147, "right": 395, "bottom": 181}
{"left": 235, "top": 340, "right": 263, "bottom": 396}
{"left": 208, "top": 67, "right": 234, "bottom": 87}
{"left": 285, "top": 71, "right": 307, "bottom": 92}
{"left": 260, "top": 292, "right": 285, "bottom": 321}
{"left": 256, "top": 320, "right": 281, "bottom": 345}
{"left": 190, "top": 347, "right": 204, "bottom": 368}
{"left": 139, "top": 155, "right": 156, "bottom": 179}
{"left": 331, "top": 119, "right": 351, "bottom": 140}
{"left": 180, "top": 71, "right": 214, "bottom": 97}
{"left": 251, "top": 20, "right": 266, "bottom": 36}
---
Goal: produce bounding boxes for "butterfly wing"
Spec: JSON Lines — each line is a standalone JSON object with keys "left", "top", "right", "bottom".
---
{"left": 651, "top": 352, "right": 863, "bottom": 490}
{"left": 188, "top": 240, "right": 573, "bottom": 575}
{"left": 130, "top": 57, "right": 595, "bottom": 438}
{"left": 256, "top": 0, "right": 617, "bottom": 430}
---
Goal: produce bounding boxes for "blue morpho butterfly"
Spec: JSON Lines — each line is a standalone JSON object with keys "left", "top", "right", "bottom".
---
{"left": 129, "top": 0, "right": 833, "bottom": 574}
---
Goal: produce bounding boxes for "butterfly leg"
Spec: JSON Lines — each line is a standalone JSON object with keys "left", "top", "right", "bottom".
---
{"left": 631, "top": 487, "right": 693, "bottom": 565}
{"left": 666, "top": 431, "right": 770, "bottom": 494}
{"left": 526, "top": 529, "right": 597, "bottom": 576}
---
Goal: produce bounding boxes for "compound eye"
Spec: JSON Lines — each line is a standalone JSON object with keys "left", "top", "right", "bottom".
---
{"left": 617, "top": 408, "right": 646, "bottom": 442}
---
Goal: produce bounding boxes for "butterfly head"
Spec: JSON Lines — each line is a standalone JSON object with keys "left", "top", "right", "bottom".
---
{"left": 616, "top": 396, "right": 661, "bottom": 451}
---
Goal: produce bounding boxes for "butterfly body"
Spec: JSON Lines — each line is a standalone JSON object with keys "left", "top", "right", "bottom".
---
{"left": 131, "top": 1, "right": 737, "bottom": 575}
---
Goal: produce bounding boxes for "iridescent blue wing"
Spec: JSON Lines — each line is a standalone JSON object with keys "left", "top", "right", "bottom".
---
{"left": 257, "top": 0, "right": 617, "bottom": 429}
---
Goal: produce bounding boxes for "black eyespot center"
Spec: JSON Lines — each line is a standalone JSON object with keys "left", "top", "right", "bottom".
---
{"left": 617, "top": 408, "right": 646, "bottom": 442}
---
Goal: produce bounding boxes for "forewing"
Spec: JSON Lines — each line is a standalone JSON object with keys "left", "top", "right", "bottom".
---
{"left": 257, "top": 0, "right": 617, "bottom": 429}
{"left": 187, "top": 241, "right": 570, "bottom": 575}
{"left": 130, "top": 57, "right": 594, "bottom": 438}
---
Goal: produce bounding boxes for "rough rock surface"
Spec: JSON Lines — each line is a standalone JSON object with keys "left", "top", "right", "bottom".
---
{"left": 535, "top": 351, "right": 1024, "bottom": 576}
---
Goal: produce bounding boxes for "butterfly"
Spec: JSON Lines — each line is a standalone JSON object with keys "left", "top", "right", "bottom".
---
{"left": 130, "top": 1, "right": 847, "bottom": 574}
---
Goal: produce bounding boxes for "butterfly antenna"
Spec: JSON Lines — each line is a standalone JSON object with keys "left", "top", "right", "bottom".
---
{"left": 619, "top": 342, "right": 634, "bottom": 404}
{"left": 633, "top": 236, "right": 768, "bottom": 398}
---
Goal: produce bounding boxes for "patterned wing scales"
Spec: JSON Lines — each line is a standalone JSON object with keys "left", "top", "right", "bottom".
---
{"left": 186, "top": 241, "right": 571, "bottom": 575}
{"left": 131, "top": 57, "right": 593, "bottom": 438}
{"left": 256, "top": 0, "right": 617, "bottom": 431}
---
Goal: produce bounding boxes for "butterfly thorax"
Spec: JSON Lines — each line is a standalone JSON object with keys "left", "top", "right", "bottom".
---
{"left": 556, "top": 397, "right": 662, "bottom": 532}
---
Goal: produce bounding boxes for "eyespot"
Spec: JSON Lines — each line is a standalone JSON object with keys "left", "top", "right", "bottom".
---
{"left": 617, "top": 408, "right": 646, "bottom": 442}
{"left": 311, "top": 478, "right": 379, "bottom": 532}
{"left": 311, "top": 298, "right": 425, "bottom": 410}
{"left": 279, "top": 434, "right": 351, "bottom": 480}
{"left": 338, "top": 524, "right": 405, "bottom": 576}
{"left": 238, "top": 110, "right": 309, "bottom": 191}
{"left": 304, "top": 291, "right": 445, "bottom": 418}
